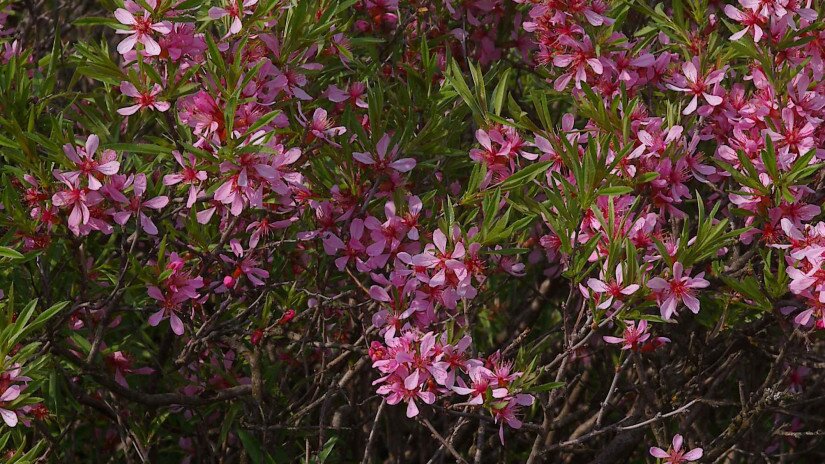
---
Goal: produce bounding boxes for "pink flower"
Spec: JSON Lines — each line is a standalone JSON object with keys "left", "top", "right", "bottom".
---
{"left": 106, "top": 351, "right": 154, "bottom": 387}
{"left": 353, "top": 134, "right": 416, "bottom": 173}
{"left": 178, "top": 90, "right": 223, "bottom": 137}
{"left": 323, "top": 218, "right": 369, "bottom": 271}
{"left": 603, "top": 320, "right": 654, "bottom": 350}
{"left": 552, "top": 37, "right": 603, "bottom": 91}
{"left": 208, "top": 0, "right": 258, "bottom": 35}
{"left": 376, "top": 368, "right": 436, "bottom": 418}
{"left": 147, "top": 286, "right": 188, "bottom": 335}
{"left": 299, "top": 108, "right": 346, "bottom": 146}
{"left": 647, "top": 262, "right": 710, "bottom": 320}
{"left": 159, "top": 23, "right": 206, "bottom": 61}
{"left": 666, "top": 58, "right": 725, "bottom": 115}
{"left": 469, "top": 128, "right": 511, "bottom": 187}
{"left": 724, "top": 3, "right": 767, "bottom": 41}
{"left": 246, "top": 217, "right": 296, "bottom": 249}
{"left": 51, "top": 175, "right": 104, "bottom": 236}
{"left": 767, "top": 108, "right": 816, "bottom": 162}
{"left": 650, "top": 434, "right": 703, "bottom": 463}
{"left": 587, "top": 263, "right": 640, "bottom": 309}
{"left": 112, "top": 173, "right": 169, "bottom": 235}
{"left": 61, "top": 134, "right": 120, "bottom": 190}
{"left": 636, "top": 123, "right": 684, "bottom": 159}
{"left": 163, "top": 151, "right": 207, "bottom": 208}
{"left": 325, "top": 82, "right": 368, "bottom": 108}
{"left": 219, "top": 242, "right": 270, "bottom": 288}
{"left": 114, "top": 0, "right": 171, "bottom": 56}
{"left": 118, "top": 81, "right": 170, "bottom": 115}
{"left": 490, "top": 394, "right": 534, "bottom": 444}
{"left": 453, "top": 365, "right": 495, "bottom": 405}
{"left": 0, "top": 384, "right": 21, "bottom": 427}
{"left": 412, "top": 229, "right": 468, "bottom": 287}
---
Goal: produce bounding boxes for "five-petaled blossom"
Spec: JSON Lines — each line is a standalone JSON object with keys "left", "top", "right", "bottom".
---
{"left": 667, "top": 58, "right": 725, "bottom": 115}
{"left": 647, "top": 262, "right": 710, "bottom": 320}
{"left": 118, "top": 81, "right": 170, "bottom": 115}
{"left": 603, "top": 320, "right": 649, "bottom": 350}
{"left": 114, "top": 0, "right": 171, "bottom": 56}
{"left": 587, "top": 263, "right": 640, "bottom": 309}
{"left": 353, "top": 134, "right": 416, "bottom": 174}
{"left": 111, "top": 173, "right": 169, "bottom": 235}
{"left": 649, "top": 434, "right": 703, "bottom": 463}
{"left": 61, "top": 134, "right": 120, "bottom": 190}
{"left": 208, "top": 0, "right": 258, "bottom": 35}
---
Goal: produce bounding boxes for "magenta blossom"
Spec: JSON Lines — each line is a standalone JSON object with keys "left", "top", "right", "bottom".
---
{"left": 667, "top": 58, "right": 725, "bottom": 115}
{"left": 724, "top": 3, "right": 767, "bottom": 42}
{"left": 376, "top": 368, "right": 436, "bottom": 418}
{"left": 147, "top": 286, "right": 189, "bottom": 335}
{"left": 490, "top": 394, "right": 534, "bottom": 444}
{"left": 163, "top": 151, "right": 207, "bottom": 208}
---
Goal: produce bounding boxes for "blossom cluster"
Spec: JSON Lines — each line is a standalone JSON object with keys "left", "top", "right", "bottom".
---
{"left": 1, "top": 0, "right": 824, "bottom": 461}
{"left": 370, "top": 331, "right": 532, "bottom": 442}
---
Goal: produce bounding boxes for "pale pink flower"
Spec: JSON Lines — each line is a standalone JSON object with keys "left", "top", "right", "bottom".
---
{"left": 650, "top": 434, "right": 703, "bottom": 463}
{"left": 112, "top": 173, "right": 169, "bottom": 235}
{"left": 118, "top": 81, "right": 170, "bottom": 115}
{"left": 51, "top": 175, "right": 104, "bottom": 236}
{"left": 603, "top": 320, "right": 651, "bottom": 350}
{"left": 114, "top": 0, "right": 171, "bottom": 56}
{"left": 61, "top": 134, "right": 120, "bottom": 190}
{"left": 0, "top": 385, "right": 20, "bottom": 426}
{"left": 353, "top": 134, "right": 416, "bottom": 173}
{"left": 452, "top": 365, "right": 495, "bottom": 405}
{"left": 208, "top": 0, "right": 258, "bottom": 35}
{"left": 647, "top": 262, "right": 710, "bottom": 319}
{"left": 376, "top": 368, "right": 435, "bottom": 418}
{"left": 587, "top": 263, "right": 640, "bottom": 309}
{"left": 299, "top": 108, "right": 346, "bottom": 146}
{"left": 724, "top": 3, "right": 766, "bottom": 41}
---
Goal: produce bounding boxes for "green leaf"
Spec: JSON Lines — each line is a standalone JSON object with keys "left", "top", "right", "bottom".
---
{"left": 531, "top": 382, "right": 565, "bottom": 393}
{"left": 0, "top": 247, "right": 24, "bottom": 259}
{"left": 72, "top": 17, "right": 124, "bottom": 28}
{"left": 105, "top": 143, "right": 171, "bottom": 155}
{"left": 498, "top": 162, "right": 552, "bottom": 190}
{"left": 317, "top": 437, "right": 339, "bottom": 463}
{"left": 237, "top": 429, "right": 264, "bottom": 464}
{"left": 491, "top": 69, "right": 510, "bottom": 116}
{"left": 761, "top": 138, "right": 778, "bottom": 179}
{"left": 447, "top": 59, "right": 485, "bottom": 123}
{"left": 598, "top": 186, "right": 634, "bottom": 196}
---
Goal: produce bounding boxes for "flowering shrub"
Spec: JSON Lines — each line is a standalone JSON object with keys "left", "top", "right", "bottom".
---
{"left": 1, "top": 0, "right": 825, "bottom": 462}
